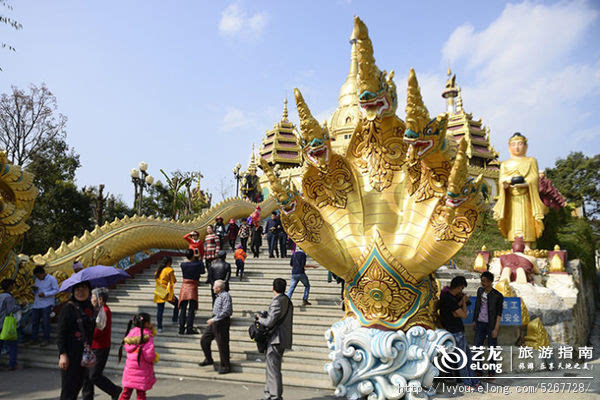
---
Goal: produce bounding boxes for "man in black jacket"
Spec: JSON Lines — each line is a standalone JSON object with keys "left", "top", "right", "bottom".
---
{"left": 208, "top": 250, "right": 231, "bottom": 304}
{"left": 473, "top": 271, "right": 503, "bottom": 376}
{"left": 257, "top": 278, "right": 293, "bottom": 400}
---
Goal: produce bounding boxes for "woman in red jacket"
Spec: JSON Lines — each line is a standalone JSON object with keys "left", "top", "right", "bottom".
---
{"left": 82, "top": 287, "right": 122, "bottom": 400}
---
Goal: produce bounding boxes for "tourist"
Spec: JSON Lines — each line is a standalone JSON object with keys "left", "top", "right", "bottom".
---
{"left": 208, "top": 250, "right": 231, "bottom": 304}
{"left": 238, "top": 219, "right": 250, "bottom": 252}
{"left": 183, "top": 230, "right": 204, "bottom": 260}
{"left": 286, "top": 246, "right": 318, "bottom": 306}
{"left": 118, "top": 313, "right": 158, "bottom": 400}
{"left": 82, "top": 287, "right": 122, "bottom": 400}
{"left": 473, "top": 271, "right": 503, "bottom": 377}
{"left": 0, "top": 279, "right": 20, "bottom": 371}
{"left": 438, "top": 276, "right": 480, "bottom": 388}
{"left": 250, "top": 222, "right": 264, "bottom": 258}
{"left": 153, "top": 256, "right": 178, "bottom": 333}
{"left": 265, "top": 212, "right": 281, "bottom": 258}
{"left": 30, "top": 265, "right": 59, "bottom": 346}
{"left": 199, "top": 280, "right": 232, "bottom": 374}
{"left": 57, "top": 280, "right": 94, "bottom": 400}
{"left": 203, "top": 225, "right": 221, "bottom": 270}
{"left": 226, "top": 218, "right": 239, "bottom": 251}
{"left": 214, "top": 216, "right": 227, "bottom": 249}
{"left": 234, "top": 244, "right": 247, "bottom": 281}
{"left": 257, "top": 278, "right": 293, "bottom": 400}
{"left": 178, "top": 249, "right": 204, "bottom": 335}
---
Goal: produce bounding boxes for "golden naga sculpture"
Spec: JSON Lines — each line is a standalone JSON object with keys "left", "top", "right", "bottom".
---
{"left": 0, "top": 150, "right": 276, "bottom": 303}
{"left": 261, "top": 16, "right": 484, "bottom": 331}
{"left": 493, "top": 133, "right": 548, "bottom": 246}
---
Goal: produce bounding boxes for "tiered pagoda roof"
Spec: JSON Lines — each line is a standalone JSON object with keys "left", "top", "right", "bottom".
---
{"left": 443, "top": 69, "right": 500, "bottom": 171}
{"left": 259, "top": 99, "right": 302, "bottom": 168}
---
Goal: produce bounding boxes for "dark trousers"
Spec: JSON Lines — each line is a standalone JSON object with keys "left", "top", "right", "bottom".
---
{"left": 60, "top": 353, "right": 87, "bottom": 400}
{"left": 278, "top": 234, "right": 287, "bottom": 258}
{"left": 235, "top": 259, "right": 245, "bottom": 278}
{"left": 267, "top": 232, "right": 277, "bottom": 257}
{"left": 0, "top": 339, "right": 17, "bottom": 368}
{"left": 179, "top": 299, "right": 197, "bottom": 334}
{"left": 82, "top": 347, "right": 121, "bottom": 400}
{"left": 264, "top": 344, "right": 285, "bottom": 400}
{"left": 156, "top": 297, "right": 178, "bottom": 329}
{"left": 229, "top": 238, "right": 237, "bottom": 250}
{"left": 240, "top": 237, "right": 248, "bottom": 252}
{"left": 31, "top": 305, "right": 52, "bottom": 341}
{"left": 200, "top": 317, "right": 230, "bottom": 369}
{"left": 251, "top": 242, "right": 261, "bottom": 258}
{"left": 474, "top": 321, "right": 498, "bottom": 376}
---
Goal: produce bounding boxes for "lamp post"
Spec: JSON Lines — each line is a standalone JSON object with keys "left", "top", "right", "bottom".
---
{"left": 130, "top": 161, "right": 154, "bottom": 215}
{"left": 232, "top": 162, "right": 242, "bottom": 198}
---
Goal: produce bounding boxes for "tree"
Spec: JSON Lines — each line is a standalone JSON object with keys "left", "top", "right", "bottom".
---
{"left": 21, "top": 137, "right": 94, "bottom": 255}
{"left": 160, "top": 169, "right": 192, "bottom": 219}
{"left": 545, "top": 152, "right": 600, "bottom": 220}
{"left": 0, "top": 84, "right": 67, "bottom": 166}
{"left": 1, "top": 1, "right": 23, "bottom": 71}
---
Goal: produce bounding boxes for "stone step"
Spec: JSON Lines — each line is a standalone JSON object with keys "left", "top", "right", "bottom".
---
{"left": 10, "top": 355, "right": 332, "bottom": 389}
{"left": 105, "top": 304, "right": 343, "bottom": 323}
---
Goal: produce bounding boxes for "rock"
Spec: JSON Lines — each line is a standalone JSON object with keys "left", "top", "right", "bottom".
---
{"left": 510, "top": 283, "right": 571, "bottom": 326}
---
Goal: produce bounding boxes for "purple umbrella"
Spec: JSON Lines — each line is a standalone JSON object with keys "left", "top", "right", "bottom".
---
{"left": 59, "top": 265, "right": 131, "bottom": 292}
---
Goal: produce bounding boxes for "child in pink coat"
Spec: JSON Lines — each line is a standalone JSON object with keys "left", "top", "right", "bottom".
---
{"left": 118, "top": 313, "right": 158, "bottom": 400}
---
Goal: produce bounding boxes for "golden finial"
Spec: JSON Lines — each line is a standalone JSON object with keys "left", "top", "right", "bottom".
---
{"left": 554, "top": 244, "right": 560, "bottom": 251}
{"left": 447, "top": 138, "right": 468, "bottom": 195}
{"left": 406, "top": 68, "right": 430, "bottom": 134}
{"left": 282, "top": 98, "right": 288, "bottom": 121}
{"left": 294, "top": 88, "right": 321, "bottom": 144}
{"left": 481, "top": 245, "right": 487, "bottom": 251}
{"left": 354, "top": 16, "right": 379, "bottom": 95}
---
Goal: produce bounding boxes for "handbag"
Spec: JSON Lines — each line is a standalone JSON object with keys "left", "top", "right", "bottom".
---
{"left": 0, "top": 313, "right": 18, "bottom": 341}
{"left": 70, "top": 302, "right": 97, "bottom": 368}
{"left": 249, "top": 297, "right": 291, "bottom": 353}
{"left": 154, "top": 284, "right": 168, "bottom": 300}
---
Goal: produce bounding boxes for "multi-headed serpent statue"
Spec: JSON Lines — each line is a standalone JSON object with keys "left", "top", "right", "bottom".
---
{"left": 259, "top": 17, "right": 485, "bottom": 399}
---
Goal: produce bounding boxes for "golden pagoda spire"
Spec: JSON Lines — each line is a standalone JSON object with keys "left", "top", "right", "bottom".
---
{"left": 442, "top": 68, "right": 458, "bottom": 115}
{"left": 248, "top": 143, "right": 257, "bottom": 172}
{"left": 456, "top": 84, "right": 463, "bottom": 112}
{"left": 282, "top": 98, "right": 289, "bottom": 122}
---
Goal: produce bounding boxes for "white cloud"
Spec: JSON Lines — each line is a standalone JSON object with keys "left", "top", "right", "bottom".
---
{"left": 222, "top": 107, "right": 255, "bottom": 132}
{"left": 219, "top": 3, "right": 268, "bottom": 39}
{"left": 439, "top": 0, "right": 600, "bottom": 166}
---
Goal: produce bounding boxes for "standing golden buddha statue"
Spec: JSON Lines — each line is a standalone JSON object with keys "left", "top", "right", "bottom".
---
{"left": 493, "top": 133, "right": 548, "bottom": 247}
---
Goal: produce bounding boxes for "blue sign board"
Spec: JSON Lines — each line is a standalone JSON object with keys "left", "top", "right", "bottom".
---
{"left": 463, "top": 296, "right": 522, "bottom": 326}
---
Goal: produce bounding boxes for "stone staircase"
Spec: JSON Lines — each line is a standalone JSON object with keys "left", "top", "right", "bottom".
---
{"left": 9, "top": 252, "right": 345, "bottom": 389}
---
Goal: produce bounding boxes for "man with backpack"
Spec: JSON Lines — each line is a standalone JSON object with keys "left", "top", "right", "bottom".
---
{"left": 256, "top": 278, "right": 293, "bottom": 400}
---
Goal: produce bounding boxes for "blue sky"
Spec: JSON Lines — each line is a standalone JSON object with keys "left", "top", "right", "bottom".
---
{"left": 2, "top": 1, "right": 599, "bottom": 206}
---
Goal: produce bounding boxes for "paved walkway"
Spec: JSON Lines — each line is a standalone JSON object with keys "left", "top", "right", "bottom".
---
{"left": 2, "top": 364, "right": 600, "bottom": 399}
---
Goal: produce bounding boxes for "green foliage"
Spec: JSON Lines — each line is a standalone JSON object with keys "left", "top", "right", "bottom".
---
{"left": 21, "top": 137, "right": 93, "bottom": 255}
{"left": 545, "top": 152, "right": 600, "bottom": 219}
{"left": 453, "top": 209, "right": 509, "bottom": 270}
{"left": 105, "top": 195, "right": 134, "bottom": 222}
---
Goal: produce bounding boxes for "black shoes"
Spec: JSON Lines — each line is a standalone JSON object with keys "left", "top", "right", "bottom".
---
{"left": 218, "top": 367, "right": 231, "bottom": 374}
{"left": 302, "top": 300, "right": 312, "bottom": 306}
{"left": 199, "top": 359, "right": 214, "bottom": 366}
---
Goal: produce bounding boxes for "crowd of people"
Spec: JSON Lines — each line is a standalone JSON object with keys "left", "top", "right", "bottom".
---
{"left": 0, "top": 210, "right": 508, "bottom": 399}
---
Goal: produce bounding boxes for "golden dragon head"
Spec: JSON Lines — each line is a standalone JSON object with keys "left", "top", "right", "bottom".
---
{"left": 355, "top": 16, "right": 397, "bottom": 121}
{"left": 294, "top": 88, "right": 331, "bottom": 171}
{"left": 265, "top": 18, "right": 484, "bottom": 332}
{"left": 404, "top": 68, "right": 448, "bottom": 162}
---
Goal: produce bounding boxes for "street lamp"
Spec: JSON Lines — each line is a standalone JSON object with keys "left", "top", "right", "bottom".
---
{"left": 130, "top": 161, "right": 154, "bottom": 215}
{"left": 232, "top": 162, "right": 242, "bottom": 197}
